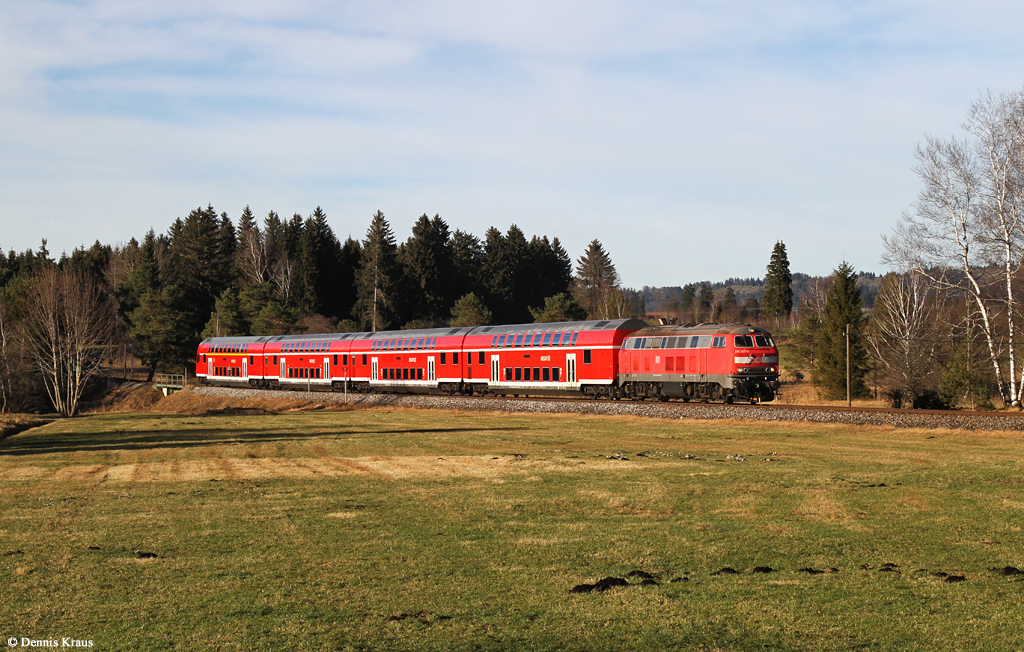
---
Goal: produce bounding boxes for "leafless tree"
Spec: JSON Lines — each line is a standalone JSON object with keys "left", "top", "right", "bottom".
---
{"left": 884, "top": 86, "right": 1024, "bottom": 406}
{"left": 23, "top": 267, "right": 117, "bottom": 416}
{"left": 238, "top": 226, "right": 268, "bottom": 285}
{"left": 0, "top": 293, "right": 17, "bottom": 413}
{"left": 271, "top": 254, "right": 295, "bottom": 304}
{"left": 868, "top": 272, "right": 942, "bottom": 404}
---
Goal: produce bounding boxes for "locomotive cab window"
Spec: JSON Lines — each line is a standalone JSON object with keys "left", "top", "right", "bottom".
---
{"left": 755, "top": 335, "right": 773, "bottom": 347}
{"left": 735, "top": 335, "right": 754, "bottom": 348}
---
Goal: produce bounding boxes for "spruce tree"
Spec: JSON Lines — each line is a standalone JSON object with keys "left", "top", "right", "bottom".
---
{"left": 573, "top": 240, "right": 619, "bottom": 320}
{"left": 762, "top": 241, "right": 793, "bottom": 320}
{"left": 449, "top": 292, "right": 492, "bottom": 327}
{"left": 450, "top": 229, "right": 483, "bottom": 302}
{"left": 529, "top": 293, "right": 588, "bottom": 323}
{"left": 402, "top": 214, "right": 452, "bottom": 324}
{"left": 353, "top": 211, "right": 399, "bottom": 331}
{"left": 812, "top": 261, "right": 870, "bottom": 400}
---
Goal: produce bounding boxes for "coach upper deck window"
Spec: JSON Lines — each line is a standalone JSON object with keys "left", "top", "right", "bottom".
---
{"left": 542, "top": 333, "right": 551, "bottom": 346}
{"left": 497, "top": 335, "right": 506, "bottom": 347}
{"left": 552, "top": 333, "right": 561, "bottom": 346}
{"left": 571, "top": 333, "right": 579, "bottom": 345}
{"left": 515, "top": 334, "right": 523, "bottom": 347}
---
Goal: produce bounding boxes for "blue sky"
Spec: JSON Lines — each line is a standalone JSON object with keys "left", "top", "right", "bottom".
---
{"left": 2, "top": 1, "right": 1024, "bottom": 287}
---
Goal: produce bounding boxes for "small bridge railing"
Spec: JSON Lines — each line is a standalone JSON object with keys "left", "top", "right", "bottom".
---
{"left": 153, "top": 374, "right": 185, "bottom": 395}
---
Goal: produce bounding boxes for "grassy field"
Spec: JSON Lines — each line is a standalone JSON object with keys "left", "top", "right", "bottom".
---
{"left": 1, "top": 402, "right": 1023, "bottom": 651}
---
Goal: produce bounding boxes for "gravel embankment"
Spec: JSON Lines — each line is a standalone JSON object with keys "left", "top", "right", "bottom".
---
{"left": 191, "top": 386, "right": 1024, "bottom": 431}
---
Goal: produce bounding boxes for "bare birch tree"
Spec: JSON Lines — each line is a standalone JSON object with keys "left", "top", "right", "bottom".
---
{"left": 868, "top": 272, "right": 941, "bottom": 405}
{"left": 884, "top": 86, "right": 1024, "bottom": 406}
{"left": 23, "top": 267, "right": 116, "bottom": 416}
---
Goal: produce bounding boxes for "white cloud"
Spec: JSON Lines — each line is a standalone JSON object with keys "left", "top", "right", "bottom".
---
{"left": 2, "top": 1, "right": 1024, "bottom": 285}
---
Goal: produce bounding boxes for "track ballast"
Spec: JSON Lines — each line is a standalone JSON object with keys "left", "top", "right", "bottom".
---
{"left": 191, "top": 385, "right": 1024, "bottom": 431}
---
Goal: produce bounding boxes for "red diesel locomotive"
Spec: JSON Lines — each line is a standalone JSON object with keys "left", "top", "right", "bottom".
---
{"left": 196, "top": 320, "right": 781, "bottom": 403}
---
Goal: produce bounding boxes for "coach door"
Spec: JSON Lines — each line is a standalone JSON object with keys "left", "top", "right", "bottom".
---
{"left": 371, "top": 357, "right": 379, "bottom": 381}
{"left": 566, "top": 353, "right": 577, "bottom": 385}
{"left": 490, "top": 355, "right": 500, "bottom": 383}
{"left": 242, "top": 358, "right": 248, "bottom": 379}
{"left": 427, "top": 356, "right": 436, "bottom": 382}
{"left": 323, "top": 358, "right": 330, "bottom": 383}
{"left": 280, "top": 358, "right": 286, "bottom": 380}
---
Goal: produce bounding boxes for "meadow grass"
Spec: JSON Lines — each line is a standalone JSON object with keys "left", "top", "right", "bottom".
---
{"left": 1, "top": 406, "right": 1023, "bottom": 651}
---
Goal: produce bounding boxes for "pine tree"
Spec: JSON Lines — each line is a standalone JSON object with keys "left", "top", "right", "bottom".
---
{"left": 402, "top": 214, "right": 452, "bottom": 324}
{"left": 812, "top": 262, "right": 870, "bottom": 400}
{"left": 481, "top": 226, "right": 531, "bottom": 324}
{"left": 529, "top": 293, "right": 588, "bottom": 323}
{"left": 524, "top": 236, "right": 573, "bottom": 314}
{"left": 353, "top": 211, "right": 399, "bottom": 331}
{"left": 762, "top": 241, "right": 793, "bottom": 320}
{"left": 449, "top": 229, "right": 483, "bottom": 304}
{"left": 165, "top": 205, "right": 234, "bottom": 338}
{"left": 449, "top": 292, "right": 492, "bottom": 327}
{"left": 202, "top": 288, "right": 247, "bottom": 338}
{"left": 573, "top": 240, "right": 619, "bottom": 320}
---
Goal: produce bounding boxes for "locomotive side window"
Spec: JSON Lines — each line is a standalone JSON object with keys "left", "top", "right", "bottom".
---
{"left": 633, "top": 338, "right": 643, "bottom": 349}
{"left": 735, "top": 335, "right": 754, "bottom": 348}
{"left": 755, "top": 335, "right": 773, "bottom": 347}
{"left": 690, "top": 336, "right": 699, "bottom": 348}
{"left": 712, "top": 336, "right": 726, "bottom": 348}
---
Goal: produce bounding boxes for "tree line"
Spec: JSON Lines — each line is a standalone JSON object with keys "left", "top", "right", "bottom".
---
{"left": 0, "top": 208, "right": 642, "bottom": 415}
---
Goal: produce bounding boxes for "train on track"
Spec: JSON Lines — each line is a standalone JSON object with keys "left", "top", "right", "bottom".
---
{"left": 196, "top": 319, "right": 781, "bottom": 403}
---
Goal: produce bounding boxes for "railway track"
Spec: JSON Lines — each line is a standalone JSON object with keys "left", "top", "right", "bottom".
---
{"left": 192, "top": 385, "right": 1024, "bottom": 431}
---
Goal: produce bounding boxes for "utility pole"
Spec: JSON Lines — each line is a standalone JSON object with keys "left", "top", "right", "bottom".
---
{"left": 845, "top": 324, "right": 851, "bottom": 408}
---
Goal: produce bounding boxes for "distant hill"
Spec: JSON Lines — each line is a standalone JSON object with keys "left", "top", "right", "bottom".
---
{"left": 641, "top": 272, "right": 882, "bottom": 314}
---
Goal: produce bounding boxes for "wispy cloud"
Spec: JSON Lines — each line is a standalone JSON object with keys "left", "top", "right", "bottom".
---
{"left": 2, "top": 1, "right": 1024, "bottom": 284}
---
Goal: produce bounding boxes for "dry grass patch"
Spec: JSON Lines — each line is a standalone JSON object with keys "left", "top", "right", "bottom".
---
{"left": 794, "top": 489, "right": 852, "bottom": 523}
